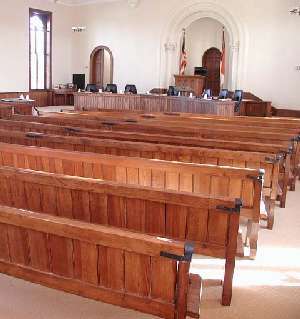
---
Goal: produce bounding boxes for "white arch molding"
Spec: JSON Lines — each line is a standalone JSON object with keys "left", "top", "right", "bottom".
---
{"left": 158, "top": 1, "right": 248, "bottom": 91}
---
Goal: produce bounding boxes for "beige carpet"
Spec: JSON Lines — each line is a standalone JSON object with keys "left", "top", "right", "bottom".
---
{"left": 0, "top": 182, "right": 299, "bottom": 318}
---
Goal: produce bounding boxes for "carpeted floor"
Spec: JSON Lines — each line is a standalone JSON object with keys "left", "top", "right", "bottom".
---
{"left": 0, "top": 154, "right": 299, "bottom": 318}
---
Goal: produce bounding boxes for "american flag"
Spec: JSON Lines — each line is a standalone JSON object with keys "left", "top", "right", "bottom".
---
{"left": 220, "top": 27, "right": 226, "bottom": 87}
{"left": 179, "top": 30, "right": 187, "bottom": 75}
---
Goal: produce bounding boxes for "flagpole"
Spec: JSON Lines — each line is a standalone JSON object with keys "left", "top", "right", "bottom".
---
{"left": 220, "top": 26, "right": 225, "bottom": 89}
{"left": 179, "top": 28, "right": 187, "bottom": 76}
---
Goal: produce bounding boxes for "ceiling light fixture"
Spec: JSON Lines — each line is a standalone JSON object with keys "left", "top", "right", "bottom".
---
{"left": 72, "top": 26, "right": 86, "bottom": 32}
{"left": 290, "top": 6, "right": 300, "bottom": 15}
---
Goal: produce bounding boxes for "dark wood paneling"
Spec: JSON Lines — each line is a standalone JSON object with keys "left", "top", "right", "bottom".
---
{"left": 74, "top": 93, "right": 236, "bottom": 116}
{"left": 0, "top": 91, "right": 52, "bottom": 107}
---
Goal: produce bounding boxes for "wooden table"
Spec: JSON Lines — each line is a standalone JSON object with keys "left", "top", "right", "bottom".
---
{"left": 74, "top": 93, "right": 236, "bottom": 117}
{"left": 53, "top": 88, "right": 76, "bottom": 106}
{"left": 0, "top": 98, "right": 35, "bottom": 116}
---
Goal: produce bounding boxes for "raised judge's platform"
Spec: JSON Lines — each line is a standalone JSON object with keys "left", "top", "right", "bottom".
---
{"left": 74, "top": 93, "right": 236, "bottom": 117}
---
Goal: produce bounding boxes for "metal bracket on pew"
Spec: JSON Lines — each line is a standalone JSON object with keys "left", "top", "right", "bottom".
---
{"left": 247, "top": 169, "right": 265, "bottom": 182}
{"left": 124, "top": 119, "right": 138, "bottom": 123}
{"left": 163, "top": 112, "right": 181, "bottom": 116}
{"left": 288, "top": 146, "right": 294, "bottom": 154}
{"left": 141, "top": 114, "right": 156, "bottom": 119}
{"left": 291, "top": 135, "right": 300, "bottom": 142}
{"left": 101, "top": 121, "right": 118, "bottom": 126}
{"left": 64, "top": 127, "right": 81, "bottom": 133}
{"left": 25, "top": 132, "right": 44, "bottom": 139}
{"left": 265, "top": 153, "right": 285, "bottom": 164}
{"left": 160, "top": 242, "right": 194, "bottom": 262}
{"left": 216, "top": 198, "right": 242, "bottom": 214}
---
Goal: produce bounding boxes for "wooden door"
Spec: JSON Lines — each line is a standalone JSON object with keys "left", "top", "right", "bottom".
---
{"left": 91, "top": 49, "right": 104, "bottom": 87}
{"left": 90, "top": 46, "right": 114, "bottom": 88}
{"left": 202, "top": 47, "right": 221, "bottom": 96}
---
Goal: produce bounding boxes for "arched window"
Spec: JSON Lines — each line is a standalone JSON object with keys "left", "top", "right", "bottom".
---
{"left": 29, "top": 9, "right": 52, "bottom": 90}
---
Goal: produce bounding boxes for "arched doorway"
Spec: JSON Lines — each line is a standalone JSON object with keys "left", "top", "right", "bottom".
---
{"left": 202, "top": 47, "right": 222, "bottom": 96}
{"left": 89, "top": 46, "right": 114, "bottom": 88}
{"left": 159, "top": 1, "right": 247, "bottom": 91}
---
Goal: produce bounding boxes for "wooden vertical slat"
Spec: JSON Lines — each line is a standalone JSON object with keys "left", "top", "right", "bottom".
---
{"left": 0, "top": 177, "right": 13, "bottom": 206}
{"left": 7, "top": 225, "right": 30, "bottom": 266}
{"left": 207, "top": 210, "right": 228, "bottom": 245}
{"left": 179, "top": 173, "right": 194, "bottom": 192}
{"left": 107, "top": 195, "right": 126, "bottom": 228}
{"left": 98, "top": 246, "right": 124, "bottom": 291}
{"left": 166, "top": 172, "right": 179, "bottom": 191}
{"left": 186, "top": 208, "right": 208, "bottom": 242}
{"left": 211, "top": 176, "right": 230, "bottom": 197}
{"left": 139, "top": 168, "right": 152, "bottom": 187}
{"left": 151, "top": 169, "right": 165, "bottom": 189}
{"left": 166, "top": 204, "right": 187, "bottom": 240}
{"left": 125, "top": 252, "right": 151, "bottom": 297}
{"left": 56, "top": 188, "right": 73, "bottom": 218}
{"left": 40, "top": 185, "right": 57, "bottom": 215}
{"left": 102, "top": 164, "right": 116, "bottom": 181}
{"left": 48, "top": 235, "right": 74, "bottom": 278}
{"left": 89, "top": 192, "right": 108, "bottom": 225}
{"left": 193, "top": 174, "right": 211, "bottom": 196}
{"left": 27, "top": 230, "right": 50, "bottom": 272}
{"left": 126, "top": 167, "right": 139, "bottom": 185}
{"left": 0, "top": 223, "right": 10, "bottom": 261}
{"left": 73, "top": 240, "right": 99, "bottom": 285}
{"left": 151, "top": 257, "right": 177, "bottom": 303}
{"left": 24, "top": 182, "right": 42, "bottom": 212}
{"left": 125, "top": 198, "right": 146, "bottom": 232}
{"left": 145, "top": 201, "right": 166, "bottom": 236}
{"left": 71, "top": 190, "right": 91, "bottom": 222}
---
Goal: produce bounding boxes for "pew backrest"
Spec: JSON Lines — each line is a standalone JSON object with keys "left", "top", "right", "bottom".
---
{"left": 0, "top": 205, "right": 197, "bottom": 319}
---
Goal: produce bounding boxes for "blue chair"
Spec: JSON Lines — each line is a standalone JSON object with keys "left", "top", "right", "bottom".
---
{"left": 219, "top": 89, "right": 229, "bottom": 99}
{"left": 232, "top": 90, "right": 243, "bottom": 112}
{"left": 203, "top": 89, "right": 212, "bottom": 98}
{"left": 125, "top": 84, "right": 137, "bottom": 94}
{"left": 85, "top": 84, "right": 98, "bottom": 92}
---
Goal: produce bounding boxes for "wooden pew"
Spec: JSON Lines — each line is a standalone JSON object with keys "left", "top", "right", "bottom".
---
{"left": 37, "top": 111, "right": 299, "bottom": 182}
{"left": 84, "top": 110, "right": 300, "bottom": 184}
{"left": 0, "top": 205, "right": 199, "bottom": 319}
{"left": 0, "top": 117, "right": 292, "bottom": 155}
{"left": 0, "top": 128, "right": 285, "bottom": 219}
{"left": 0, "top": 142, "right": 262, "bottom": 257}
{"left": 41, "top": 111, "right": 300, "bottom": 135}
{"left": 0, "top": 130, "right": 284, "bottom": 229}
{"left": 10, "top": 114, "right": 299, "bottom": 146}
{"left": 0, "top": 122, "right": 290, "bottom": 212}
{"left": 0, "top": 166, "right": 242, "bottom": 306}
{"left": 70, "top": 111, "right": 299, "bottom": 186}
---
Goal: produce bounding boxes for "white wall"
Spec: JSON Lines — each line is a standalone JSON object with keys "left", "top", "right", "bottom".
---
{"left": 0, "top": 0, "right": 299, "bottom": 108}
{"left": 71, "top": 0, "right": 300, "bottom": 108}
{"left": 185, "top": 18, "right": 230, "bottom": 87}
{"left": 0, "top": 0, "right": 74, "bottom": 92}
{"left": 71, "top": 0, "right": 164, "bottom": 93}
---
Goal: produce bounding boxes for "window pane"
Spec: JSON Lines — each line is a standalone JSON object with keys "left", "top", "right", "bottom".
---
{"left": 29, "top": 10, "right": 51, "bottom": 90}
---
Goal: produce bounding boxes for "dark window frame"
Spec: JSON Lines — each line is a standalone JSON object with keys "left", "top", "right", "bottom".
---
{"left": 29, "top": 8, "right": 52, "bottom": 90}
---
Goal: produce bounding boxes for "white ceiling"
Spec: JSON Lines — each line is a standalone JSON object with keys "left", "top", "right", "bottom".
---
{"left": 53, "top": 0, "right": 122, "bottom": 6}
